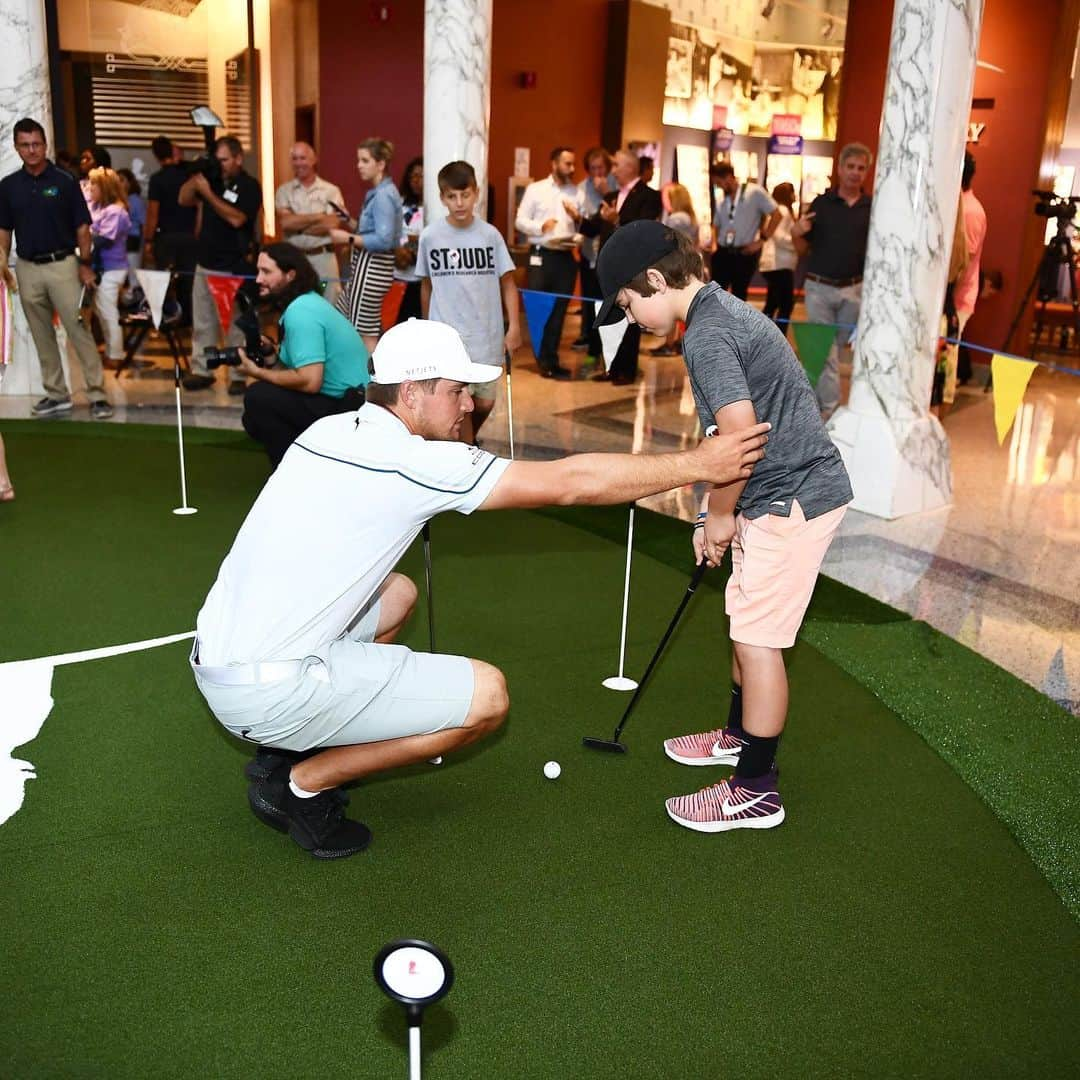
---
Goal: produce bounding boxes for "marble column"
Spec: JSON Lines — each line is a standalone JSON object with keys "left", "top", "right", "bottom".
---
{"left": 423, "top": 0, "right": 492, "bottom": 223}
{"left": 0, "top": 0, "right": 55, "bottom": 399}
{"left": 826, "top": 0, "right": 984, "bottom": 519}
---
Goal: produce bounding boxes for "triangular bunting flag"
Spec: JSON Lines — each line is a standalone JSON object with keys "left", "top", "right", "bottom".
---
{"left": 522, "top": 290, "right": 557, "bottom": 361}
{"left": 204, "top": 273, "right": 246, "bottom": 335}
{"left": 381, "top": 280, "right": 407, "bottom": 332}
{"left": 134, "top": 269, "right": 171, "bottom": 330}
{"left": 991, "top": 353, "right": 1037, "bottom": 445}
{"left": 791, "top": 322, "right": 837, "bottom": 387}
{"left": 598, "top": 315, "right": 629, "bottom": 372}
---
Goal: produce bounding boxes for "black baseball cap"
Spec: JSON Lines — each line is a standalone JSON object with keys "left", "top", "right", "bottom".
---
{"left": 595, "top": 220, "right": 679, "bottom": 325}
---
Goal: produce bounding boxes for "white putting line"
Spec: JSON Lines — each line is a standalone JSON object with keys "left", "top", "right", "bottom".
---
{"left": 31, "top": 630, "right": 196, "bottom": 668}
{"left": 0, "top": 631, "right": 195, "bottom": 828}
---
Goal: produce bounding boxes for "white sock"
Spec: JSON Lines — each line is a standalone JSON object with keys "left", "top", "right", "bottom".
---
{"left": 289, "top": 776, "right": 320, "bottom": 799}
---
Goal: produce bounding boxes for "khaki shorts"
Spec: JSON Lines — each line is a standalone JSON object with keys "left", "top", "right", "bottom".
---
{"left": 193, "top": 595, "right": 475, "bottom": 751}
{"left": 726, "top": 499, "right": 847, "bottom": 649}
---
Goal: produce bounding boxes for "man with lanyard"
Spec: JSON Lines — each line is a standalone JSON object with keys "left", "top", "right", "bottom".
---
{"left": 143, "top": 136, "right": 198, "bottom": 327}
{"left": 709, "top": 163, "right": 780, "bottom": 302}
{"left": 792, "top": 142, "right": 873, "bottom": 418}
{"left": 191, "top": 318, "right": 771, "bottom": 859}
{"left": 515, "top": 146, "right": 584, "bottom": 379}
{"left": 0, "top": 118, "right": 113, "bottom": 419}
{"left": 179, "top": 135, "right": 263, "bottom": 393}
{"left": 274, "top": 142, "right": 348, "bottom": 306}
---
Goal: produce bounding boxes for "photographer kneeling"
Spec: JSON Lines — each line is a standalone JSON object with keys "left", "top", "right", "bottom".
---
{"left": 239, "top": 242, "right": 369, "bottom": 467}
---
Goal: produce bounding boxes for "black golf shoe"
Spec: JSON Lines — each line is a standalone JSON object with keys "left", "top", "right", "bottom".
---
{"left": 284, "top": 786, "right": 372, "bottom": 859}
{"left": 244, "top": 746, "right": 304, "bottom": 784}
{"left": 246, "top": 760, "right": 350, "bottom": 835}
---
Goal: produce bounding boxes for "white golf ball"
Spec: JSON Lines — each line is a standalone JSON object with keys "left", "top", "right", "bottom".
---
{"left": 543, "top": 760, "right": 561, "bottom": 780}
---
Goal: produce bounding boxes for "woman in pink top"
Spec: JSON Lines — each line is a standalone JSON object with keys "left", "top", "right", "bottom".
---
{"left": 88, "top": 167, "right": 132, "bottom": 364}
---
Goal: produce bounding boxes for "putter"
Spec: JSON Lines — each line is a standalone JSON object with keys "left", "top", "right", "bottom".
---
{"left": 583, "top": 560, "right": 710, "bottom": 753}
{"left": 422, "top": 522, "right": 435, "bottom": 652}
{"left": 422, "top": 522, "right": 442, "bottom": 766}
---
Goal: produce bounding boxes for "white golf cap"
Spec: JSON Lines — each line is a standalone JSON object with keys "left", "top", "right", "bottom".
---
{"left": 370, "top": 318, "right": 503, "bottom": 385}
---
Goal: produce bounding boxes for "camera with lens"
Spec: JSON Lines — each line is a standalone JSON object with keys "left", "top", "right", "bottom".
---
{"left": 188, "top": 104, "right": 224, "bottom": 185}
{"left": 1032, "top": 190, "right": 1080, "bottom": 222}
{"left": 203, "top": 303, "right": 275, "bottom": 370}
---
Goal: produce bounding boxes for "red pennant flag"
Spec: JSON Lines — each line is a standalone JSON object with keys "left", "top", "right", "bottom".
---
{"left": 381, "top": 280, "right": 407, "bottom": 332}
{"left": 204, "top": 273, "right": 245, "bottom": 333}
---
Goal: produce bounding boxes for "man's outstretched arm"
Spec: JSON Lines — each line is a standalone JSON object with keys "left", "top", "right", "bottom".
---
{"left": 479, "top": 423, "right": 770, "bottom": 511}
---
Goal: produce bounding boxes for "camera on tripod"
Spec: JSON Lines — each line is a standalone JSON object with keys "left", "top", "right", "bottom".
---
{"left": 1032, "top": 190, "right": 1079, "bottom": 222}
{"left": 203, "top": 304, "right": 274, "bottom": 370}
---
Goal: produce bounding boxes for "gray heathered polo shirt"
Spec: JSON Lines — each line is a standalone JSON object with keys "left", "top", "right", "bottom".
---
{"left": 683, "top": 282, "right": 852, "bottom": 520}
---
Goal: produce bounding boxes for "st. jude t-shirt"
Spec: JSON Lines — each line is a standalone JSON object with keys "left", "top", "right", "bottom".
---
{"left": 416, "top": 216, "right": 515, "bottom": 370}
{"left": 278, "top": 291, "right": 370, "bottom": 398}
{"left": 683, "top": 282, "right": 852, "bottom": 520}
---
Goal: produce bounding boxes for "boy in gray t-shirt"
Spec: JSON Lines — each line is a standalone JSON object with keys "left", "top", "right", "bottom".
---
{"left": 417, "top": 160, "right": 521, "bottom": 442}
{"left": 594, "top": 220, "right": 852, "bottom": 834}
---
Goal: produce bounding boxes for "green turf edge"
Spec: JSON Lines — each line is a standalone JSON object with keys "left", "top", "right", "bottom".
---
{"left": 0, "top": 417, "right": 258, "bottom": 449}
{"left": 540, "top": 504, "right": 1080, "bottom": 921}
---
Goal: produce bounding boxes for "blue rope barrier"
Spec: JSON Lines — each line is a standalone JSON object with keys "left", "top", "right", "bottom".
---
{"left": 518, "top": 289, "right": 1080, "bottom": 379}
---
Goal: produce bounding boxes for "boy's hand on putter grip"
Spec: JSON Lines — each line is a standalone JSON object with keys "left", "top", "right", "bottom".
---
{"left": 700, "top": 421, "right": 770, "bottom": 484}
{"left": 694, "top": 512, "right": 736, "bottom": 567}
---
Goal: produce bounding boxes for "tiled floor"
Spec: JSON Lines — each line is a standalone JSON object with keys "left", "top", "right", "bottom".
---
{"left": 3, "top": 309, "right": 1077, "bottom": 713}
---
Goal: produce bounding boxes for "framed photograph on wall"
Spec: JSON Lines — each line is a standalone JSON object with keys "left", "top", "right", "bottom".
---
{"left": 508, "top": 176, "right": 533, "bottom": 248}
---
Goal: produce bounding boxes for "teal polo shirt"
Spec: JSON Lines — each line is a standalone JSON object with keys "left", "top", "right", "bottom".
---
{"left": 279, "top": 292, "right": 370, "bottom": 398}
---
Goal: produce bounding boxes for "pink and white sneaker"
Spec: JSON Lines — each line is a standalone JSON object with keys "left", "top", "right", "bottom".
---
{"left": 663, "top": 727, "right": 745, "bottom": 766}
{"left": 665, "top": 774, "right": 785, "bottom": 833}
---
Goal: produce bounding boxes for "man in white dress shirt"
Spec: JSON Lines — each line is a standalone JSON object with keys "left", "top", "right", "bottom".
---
{"left": 515, "top": 147, "right": 584, "bottom": 378}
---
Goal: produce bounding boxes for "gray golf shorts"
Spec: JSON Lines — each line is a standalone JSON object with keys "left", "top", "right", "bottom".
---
{"left": 193, "top": 598, "right": 475, "bottom": 751}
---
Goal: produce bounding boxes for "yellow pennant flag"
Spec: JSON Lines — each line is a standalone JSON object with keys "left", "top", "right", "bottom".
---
{"left": 991, "top": 353, "right": 1038, "bottom": 445}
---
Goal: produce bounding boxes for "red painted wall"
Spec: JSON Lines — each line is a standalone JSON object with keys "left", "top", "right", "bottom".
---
{"left": 833, "top": 0, "right": 1068, "bottom": 352}
{"left": 317, "top": 0, "right": 609, "bottom": 228}
{"left": 317, "top": 0, "right": 425, "bottom": 214}
{"left": 488, "top": 0, "right": 610, "bottom": 227}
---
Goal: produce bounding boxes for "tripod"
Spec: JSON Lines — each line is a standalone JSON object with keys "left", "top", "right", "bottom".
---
{"left": 1002, "top": 214, "right": 1080, "bottom": 358}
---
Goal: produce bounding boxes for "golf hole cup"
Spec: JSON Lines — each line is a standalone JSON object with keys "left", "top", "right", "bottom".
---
{"left": 374, "top": 940, "right": 454, "bottom": 1018}
{"left": 374, "top": 940, "right": 454, "bottom": 1080}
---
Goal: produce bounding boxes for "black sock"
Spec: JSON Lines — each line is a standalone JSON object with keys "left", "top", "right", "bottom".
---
{"left": 727, "top": 684, "right": 743, "bottom": 733}
{"left": 735, "top": 733, "right": 779, "bottom": 780}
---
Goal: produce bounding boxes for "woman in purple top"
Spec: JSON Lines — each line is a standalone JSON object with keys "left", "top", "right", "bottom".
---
{"left": 88, "top": 167, "right": 132, "bottom": 363}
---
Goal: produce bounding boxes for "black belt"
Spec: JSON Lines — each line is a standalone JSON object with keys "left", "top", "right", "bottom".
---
{"left": 303, "top": 244, "right": 335, "bottom": 255}
{"left": 805, "top": 272, "right": 862, "bottom": 288}
{"left": 27, "top": 249, "right": 74, "bottom": 265}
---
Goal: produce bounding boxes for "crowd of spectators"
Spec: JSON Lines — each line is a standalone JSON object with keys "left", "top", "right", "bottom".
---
{"left": 0, "top": 116, "right": 985, "bottom": 466}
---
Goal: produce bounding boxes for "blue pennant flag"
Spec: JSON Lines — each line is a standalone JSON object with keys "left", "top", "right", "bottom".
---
{"left": 522, "top": 291, "right": 558, "bottom": 362}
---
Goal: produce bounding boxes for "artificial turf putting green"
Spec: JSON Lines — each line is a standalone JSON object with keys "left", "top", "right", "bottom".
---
{"left": 1, "top": 421, "right": 1077, "bottom": 1079}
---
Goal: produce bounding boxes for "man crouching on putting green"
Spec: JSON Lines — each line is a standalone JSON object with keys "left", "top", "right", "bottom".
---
{"left": 594, "top": 220, "right": 852, "bottom": 833}
{"left": 191, "top": 318, "right": 769, "bottom": 859}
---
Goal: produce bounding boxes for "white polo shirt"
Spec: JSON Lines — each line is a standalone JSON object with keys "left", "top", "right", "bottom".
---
{"left": 196, "top": 404, "right": 510, "bottom": 666}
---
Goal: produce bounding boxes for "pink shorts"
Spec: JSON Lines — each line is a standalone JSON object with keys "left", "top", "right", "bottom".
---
{"left": 726, "top": 498, "right": 847, "bottom": 649}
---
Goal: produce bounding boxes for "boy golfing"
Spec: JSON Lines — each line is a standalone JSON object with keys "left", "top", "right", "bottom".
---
{"left": 594, "top": 220, "right": 852, "bottom": 832}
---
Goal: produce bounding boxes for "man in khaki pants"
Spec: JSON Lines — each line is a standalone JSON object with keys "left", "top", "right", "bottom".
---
{"left": 0, "top": 118, "right": 112, "bottom": 419}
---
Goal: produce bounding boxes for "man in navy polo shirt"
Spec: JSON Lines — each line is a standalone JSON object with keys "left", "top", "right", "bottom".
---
{"left": 793, "top": 142, "right": 873, "bottom": 418}
{"left": 0, "top": 118, "right": 113, "bottom": 419}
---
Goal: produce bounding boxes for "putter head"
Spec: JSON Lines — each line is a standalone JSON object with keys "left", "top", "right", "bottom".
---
{"left": 582, "top": 736, "right": 628, "bottom": 754}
